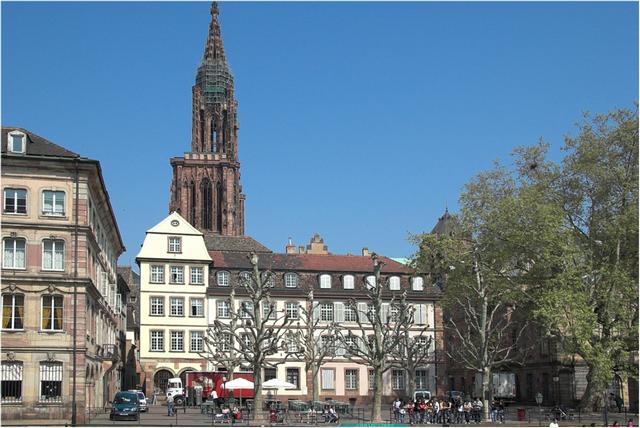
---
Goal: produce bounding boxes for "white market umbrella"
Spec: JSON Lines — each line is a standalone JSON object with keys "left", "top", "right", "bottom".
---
{"left": 262, "top": 379, "right": 296, "bottom": 390}
{"left": 224, "top": 377, "right": 254, "bottom": 408}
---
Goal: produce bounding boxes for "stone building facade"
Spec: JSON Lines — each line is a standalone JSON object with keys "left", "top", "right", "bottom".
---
{"left": 1, "top": 127, "right": 126, "bottom": 424}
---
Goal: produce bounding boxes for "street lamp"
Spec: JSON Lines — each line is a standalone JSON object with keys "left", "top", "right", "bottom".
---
{"left": 552, "top": 375, "right": 560, "bottom": 406}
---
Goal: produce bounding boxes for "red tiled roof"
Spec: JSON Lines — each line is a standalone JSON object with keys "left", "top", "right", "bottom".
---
{"left": 209, "top": 251, "right": 412, "bottom": 274}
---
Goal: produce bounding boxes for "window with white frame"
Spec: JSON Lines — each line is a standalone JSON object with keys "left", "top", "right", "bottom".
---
{"left": 240, "top": 301, "right": 253, "bottom": 319}
{"left": 42, "top": 190, "right": 65, "bottom": 216}
{"left": 150, "top": 330, "right": 164, "bottom": 351}
{"left": 190, "top": 266, "right": 204, "bottom": 284}
{"left": 8, "top": 132, "right": 25, "bottom": 154}
{"left": 216, "top": 271, "right": 229, "bottom": 287}
{"left": 1, "top": 361, "right": 23, "bottom": 403}
{"left": 150, "top": 297, "right": 164, "bottom": 316}
{"left": 319, "top": 274, "right": 331, "bottom": 289}
{"left": 366, "top": 275, "right": 376, "bottom": 289}
{"left": 168, "top": 237, "right": 181, "bottom": 253}
{"left": 389, "top": 276, "right": 401, "bottom": 290}
{"left": 392, "top": 369, "right": 405, "bottom": 390}
{"left": 262, "top": 272, "right": 275, "bottom": 288}
{"left": 344, "top": 336, "right": 358, "bottom": 354}
{"left": 41, "top": 295, "right": 63, "bottom": 331}
{"left": 170, "top": 297, "right": 184, "bottom": 316}
{"left": 2, "top": 294, "right": 24, "bottom": 330}
{"left": 285, "top": 302, "right": 299, "bottom": 320}
{"left": 416, "top": 369, "right": 429, "bottom": 390}
{"left": 320, "top": 303, "right": 334, "bottom": 322}
{"left": 150, "top": 265, "right": 165, "bottom": 283}
{"left": 321, "top": 368, "right": 335, "bottom": 390}
{"left": 39, "top": 361, "right": 62, "bottom": 402}
{"left": 190, "top": 298, "right": 204, "bottom": 317}
{"left": 286, "top": 337, "right": 298, "bottom": 353}
{"left": 343, "top": 274, "right": 354, "bottom": 289}
{"left": 239, "top": 271, "right": 251, "bottom": 286}
{"left": 3, "top": 238, "right": 26, "bottom": 269}
{"left": 411, "top": 276, "right": 424, "bottom": 291}
{"left": 3, "top": 188, "right": 27, "bottom": 214}
{"left": 389, "top": 305, "right": 399, "bottom": 322}
{"left": 284, "top": 272, "right": 298, "bottom": 288}
{"left": 169, "top": 266, "right": 184, "bottom": 284}
{"left": 240, "top": 333, "right": 252, "bottom": 350}
{"left": 220, "top": 333, "right": 232, "bottom": 352}
{"left": 42, "top": 239, "right": 64, "bottom": 271}
{"left": 262, "top": 302, "right": 276, "bottom": 320}
{"left": 344, "top": 305, "right": 358, "bottom": 322}
{"left": 321, "top": 335, "right": 335, "bottom": 356}
{"left": 217, "top": 300, "right": 230, "bottom": 318}
{"left": 170, "top": 331, "right": 184, "bottom": 351}
{"left": 190, "top": 331, "right": 204, "bottom": 352}
{"left": 345, "top": 369, "right": 358, "bottom": 390}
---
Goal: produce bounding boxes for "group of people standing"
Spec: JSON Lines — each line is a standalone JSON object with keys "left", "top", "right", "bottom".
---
{"left": 392, "top": 396, "right": 486, "bottom": 424}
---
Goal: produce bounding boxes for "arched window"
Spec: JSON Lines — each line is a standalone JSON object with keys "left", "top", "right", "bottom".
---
{"left": 1, "top": 360, "right": 23, "bottom": 403}
{"left": 389, "top": 276, "right": 401, "bottom": 291}
{"left": 411, "top": 277, "right": 424, "bottom": 291}
{"left": 342, "top": 275, "right": 354, "bottom": 290}
{"left": 3, "top": 237, "right": 26, "bottom": 269}
{"left": 39, "top": 361, "right": 63, "bottom": 402}
{"left": 41, "top": 295, "right": 63, "bottom": 331}
{"left": 201, "top": 178, "right": 212, "bottom": 230}
{"left": 2, "top": 294, "right": 24, "bottom": 330}
{"left": 216, "top": 182, "right": 223, "bottom": 233}
{"left": 365, "top": 275, "right": 376, "bottom": 290}
{"left": 284, "top": 273, "right": 298, "bottom": 288}
{"left": 319, "top": 274, "right": 331, "bottom": 289}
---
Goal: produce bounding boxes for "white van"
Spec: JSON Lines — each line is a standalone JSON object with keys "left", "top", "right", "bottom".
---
{"left": 413, "top": 390, "right": 432, "bottom": 401}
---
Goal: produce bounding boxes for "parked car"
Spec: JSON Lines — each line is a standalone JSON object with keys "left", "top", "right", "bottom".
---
{"left": 129, "top": 390, "right": 148, "bottom": 412}
{"left": 110, "top": 391, "right": 140, "bottom": 421}
{"left": 413, "top": 390, "right": 432, "bottom": 401}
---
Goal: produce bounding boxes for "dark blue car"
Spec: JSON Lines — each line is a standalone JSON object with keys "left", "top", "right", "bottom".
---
{"left": 110, "top": 391, "right": 140, "bottom": 421}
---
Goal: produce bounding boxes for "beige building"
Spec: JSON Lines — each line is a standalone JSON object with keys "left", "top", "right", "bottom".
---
{"left": 1, "top": 127, "right": 126, "bottom": 424}
{"left": 136, "top": 212, "right": 212, "bottom": 394}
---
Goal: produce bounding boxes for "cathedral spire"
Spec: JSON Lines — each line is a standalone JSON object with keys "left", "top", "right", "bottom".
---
{"left": 203, "top": 1, "right": 226, "bottom": 64}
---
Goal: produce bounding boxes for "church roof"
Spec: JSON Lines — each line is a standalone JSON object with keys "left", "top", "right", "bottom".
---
{"left": 1, "top": 127, "right": 80, "bottom": 158}
{"left": 431, "top": 208, "right": 461, "bottom": 237}
{"left": 210, "top": 251, "right": 412, "bottom": 274}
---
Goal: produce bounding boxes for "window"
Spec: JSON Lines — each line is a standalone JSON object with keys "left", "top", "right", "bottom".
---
{"left": 41, "top": 295, "right": 63, "bottom": 331}
{"left": 4, "top": 188, "right": 26, "bottom": 214}
{"left": 344, "top": 336, "right": 358, "bottom": 354}
{"left": 284, "top": 272, "right": 298, "bottom": 288}
{"left": 366, "top": 275, "right": 376, "bottom": 289}
{"left": 286, "top": 337, "right": 298, "bottom": 353}
{"left": 42, "top": 239, "right": 64, "bottom": 271}
{"left": 42, "top": 190, "right": 65, "bottom": 216}
{"left": 240, "top": 333, "right": 252, "bottom": 350}
{"left": 392, "top": 369, "right": 405, "bottom": 390}
{"left": 319, "top": 274, "right": 331, "bottom": 289}
{"left": 150, "top": 330, "right": 164, "bottom": 351}
{"left": 220, "top": 333, "right": 232, "bottom": 352}
{"left": 190, "top": 298, "right": 204, "bottom": 317}
{"left": 264, "top": 368, "right": 277, "bottom": 381}
{"left": 343, "top": 275, "right": 354, "bottom": 289}
{"left": 170, "top": 297, "right": 184, "bottom": 317}
{"left": 344, "top": 305, "right": 358, "bottom": 322}
{"left": 389, "top": 276, "right": 401, "bottom": 291}
{"left": 39, "top": 362, "right": 62, "bottom": 402}
{"left": 286, "top": 368, "right": 300, "bottom": 389}
{"left": 150, "top": 265, "right": 165, "bottom": 283}
{"left": 416, "top": 369, "right": 429, "bottom": 390}
{"left": 345, "top": 369, "right": 358, "bottom": 390}
{"left": 240, "top": 301, "right": 253, "bottom": 319}
{"left": 369, "top": 369, "right": 375, "bottom": 390}
{"left": 321, "top": 368, "right": 335, "bottom": 390}
{"left": 8, "top": 132, "right": 25, "bottom": 154}
{"left": 217, "top": 300, "right": 230, "bottom": 318}
{"left": 2, "top": 294, "right": 24, "bottom": 329}
{"left": 190, "top": 331, "right": 204, "bottom": 352}
{"left": 285, "top": 302, "right": 299, "bottom": 320}
{"left": 3, "top": 238, "right": 26, "bottom": 269}
{"left": 320, "top": 303, "right": 334, "bottom": 322}
{"left": 168, "top": 237, "right": 181, "bottom": 253}
{"left": 239, "top": 271, "right": 251, "bottom": 287}
{"left": 190, "top": 267, "right": 204, "bottom": 285}
{"left": 169, "top": 266, "right": 184, "bottom": 284}
{"left": 170, "top": 331, "right": 184, "bottom": 352}
{"left": 411, "top": 277, "right": 424, "bottom": 291}
{"left": 216, "top": 271, "right": 229, "bottom": 287}
{"left": 150, "top": 297, "right": 164, "bottom": 316}
{"left": 1, "top": 361, "right": 23, "bottom": 403}
{"left": 262, "top": 302, "right": 276, "bottom": 320}
{"left": 321, "top": 335, "right": 335, "bottom": 356}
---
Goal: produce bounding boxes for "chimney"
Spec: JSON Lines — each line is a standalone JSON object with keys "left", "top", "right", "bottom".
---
{"left": 285, "top": 237, "right": 297, "bottom": 254}
{"left": 362, "top": 247, "right": 370, "bottom": 257}
{"left": 298, "top": 246, "right": 306, "bottom": 254}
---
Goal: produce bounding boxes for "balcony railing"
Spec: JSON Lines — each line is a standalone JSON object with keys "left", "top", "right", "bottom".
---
{"left": 102, "top": 344, "right": 119, "bottom": 361}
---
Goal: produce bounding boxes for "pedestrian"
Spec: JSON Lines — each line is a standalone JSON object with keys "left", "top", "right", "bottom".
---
{"left": 627, "top": 419, "right": 634, "bottom": 427}
{"left": 612, "top": 421, "right": 620, "bottom": 427}
{"left": 167, "top": 394, "right": 175, "bottom": 416}
{"left": 549, "top": 418, "right": 559, "bottom": 428}
{"left": 393, "top": 397, "right": 402, "bottom": 423}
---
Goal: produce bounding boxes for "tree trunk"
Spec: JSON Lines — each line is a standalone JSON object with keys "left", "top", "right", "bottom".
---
{"left": 372, "top": 368, "right": 384, "bottom": 422}
{"left": 578, "top": 365, "right": 598, "bottom": 411}
{"left": 406, "top": 369, "right": 416, "bottom": 400}
{"left": 482, "top": 367, "right": 491, "bottom": 422}
{"left": 312, "top": 366, "right": 320, "bottom": 404}
{"left": 253, "top": 365, "right": 263, "bottom": 418}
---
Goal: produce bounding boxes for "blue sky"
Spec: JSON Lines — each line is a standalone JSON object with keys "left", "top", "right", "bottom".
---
{"left": 2, "top": 1, "right": 638, "bottom": 265}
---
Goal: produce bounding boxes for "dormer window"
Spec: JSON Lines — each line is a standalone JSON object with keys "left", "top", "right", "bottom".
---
{"left": 411, "top": 277, "right": 424, "bottom": 291}
{"left": 284, "top": 273, "right": 298, "bottom": 288}
{"left": 217, "top": 270, "right": 230, "bottom": 287}
{"left": 343, "top": 275, "right": 354, "bottom": 290}
{"left": 389, "top": 276, "right": 401, "bottom": 291}
{"left": 8, "top": 132, "right": 25, "bottom": 154}
{"left": 366, "top": 275, "right": 376, "bottom": 290}
{"left": 168, "top": 237, "right": 181, "bottom": 253}
{"left": 319, "top": 274, "right": 331, "bottom": 289}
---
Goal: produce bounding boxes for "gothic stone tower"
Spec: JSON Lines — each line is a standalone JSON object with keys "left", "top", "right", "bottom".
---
{"left": 169, "top": 2, "right": 245, "bottom": 235}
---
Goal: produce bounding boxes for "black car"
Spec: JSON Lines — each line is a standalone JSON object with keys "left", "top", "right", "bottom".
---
{"left": 110, "top": 391, "right": 140, "bottom": 421}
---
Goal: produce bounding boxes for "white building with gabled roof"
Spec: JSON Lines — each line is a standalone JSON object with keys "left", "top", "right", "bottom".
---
{"left": 136, "top": 212, "right": 212, "bottom": 397}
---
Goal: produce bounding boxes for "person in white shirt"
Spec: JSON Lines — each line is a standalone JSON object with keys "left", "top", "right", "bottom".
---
{"left": 549, "top": 418, "right": 560, "bottom": 428}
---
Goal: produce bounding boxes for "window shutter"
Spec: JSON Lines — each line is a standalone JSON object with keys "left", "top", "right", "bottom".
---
{"left": 381, "top": 303, "right": 390, "bottom": 324}
{"left": 312, "top": 304, "right": 320, "bottom": 323}
{"left": 321, "top": 369, "right": 334, "bottom": 389}
{"left": 427, "top": 303, "right": 435, "bottom": 327}
{"left": 415, "top": 304, "right": 425, "bottom": 325}
{"left": 357, "top": 303, "right": 368, "bottom": 323}
{"left": 209, "top": 299, "right": 216, "bottom": 323}
{"left": 334, "top": 302, "right": 344, "bottom": 323}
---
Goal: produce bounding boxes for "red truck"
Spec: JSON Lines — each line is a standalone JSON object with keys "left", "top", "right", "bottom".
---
{"left": 183, "top": 371, "right": 254, "bottom": 403}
